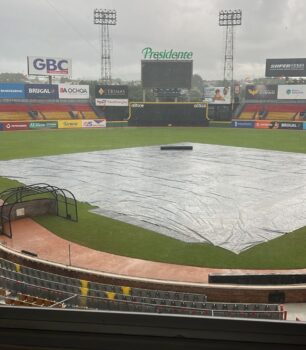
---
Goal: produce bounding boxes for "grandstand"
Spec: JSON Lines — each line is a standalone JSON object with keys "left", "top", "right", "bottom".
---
{"left": 0, "top": 257, "right": 286, "bottom": 320}
{"left": 0, "top": 103, "right": 98, "bottom": 121}
{"left": 0, "top": 104, "right": 31, "bottom": 121}
{"left": 236, "top": 103, "right": 306, "bottom": 121}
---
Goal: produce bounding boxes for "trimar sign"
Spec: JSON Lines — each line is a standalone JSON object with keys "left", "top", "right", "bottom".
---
{"left": 142, "top": 47, "right": 193, "bottom": 60}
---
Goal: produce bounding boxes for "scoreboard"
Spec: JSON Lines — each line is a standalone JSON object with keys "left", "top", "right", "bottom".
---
{"left": 141, "top": 60, "right": 193, "bottom": 89}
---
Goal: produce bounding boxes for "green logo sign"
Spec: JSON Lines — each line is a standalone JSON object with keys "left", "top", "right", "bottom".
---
{"left": 29, "top": 121, "right": 58, "bottom": 129}
{"left": 142, "top": 47, "right": 193, "bottom": 60}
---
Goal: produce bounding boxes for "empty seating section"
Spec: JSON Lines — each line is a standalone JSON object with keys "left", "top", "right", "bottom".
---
{"left": 42, "top": 112, "right": 71, "bottom": 120}
{"left": 31, "top": 104, "right": 72, "bottom": 120}
{"left": 0, "top": 103, "right": 98, "bottom": 121}
{"left": 266, "top": 112, "right": 295, "bottom": 120}
{"left": 239, "top": 112, "right": 255, "bottom": 120}
{"left": 238, "top": 103, "right": 306, "bottom": 121}
{"left": 0, "top": 112, "right": 31, "bottom": 121}
{"left": 70, "top": 104, "right": 97, "bottom": 119}
{"left": 0, "top": 258, "right": 286, "bottom": 320}
{"left": 0, "top": 104, "right": 31, "bottom": 121}
{"left": 83, "top": 111, "right": 98, "bottom": 119}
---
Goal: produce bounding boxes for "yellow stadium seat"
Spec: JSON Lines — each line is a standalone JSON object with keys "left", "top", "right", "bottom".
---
{"left": 0, "top": 112, "right": 31, "bottom": 121}
{"left": 43, "top": 112, "right": 72, "bottom": 120}
{"left": 239, "top": 112, "right": 255, "bottom": 120}
{"left": 106, "top": 292, "right": 116, "bottom": 300}
{"left": 266, "top": 112, "right": 295, "bottom": 120}
{"left": 121, "top": 286, "right": 131, "bottom": 296}
{"left": 83, "top": 111, "right": 98, "bottom": 119}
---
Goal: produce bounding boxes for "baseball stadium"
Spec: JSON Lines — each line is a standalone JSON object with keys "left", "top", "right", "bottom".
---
{"left": 0, "top": 3, "right": 306, "bottom": 350}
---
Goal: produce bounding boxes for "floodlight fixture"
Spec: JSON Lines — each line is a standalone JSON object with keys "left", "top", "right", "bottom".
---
{"left": 219, "top": 9, "right": 242, "bottom": 26}
{"left": 94, "top": 9, "right": 117, "bottom": 25}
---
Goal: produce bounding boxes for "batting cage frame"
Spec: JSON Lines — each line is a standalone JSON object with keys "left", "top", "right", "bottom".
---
{"left": 0, "top": 183, "right": 78, "bottom": 238}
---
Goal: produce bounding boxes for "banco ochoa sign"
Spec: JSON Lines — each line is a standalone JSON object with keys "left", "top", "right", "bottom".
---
{"left": 59, "top": 84, "right": 89, "bottom": 99}
{"left": 142, "top": 47, "right": 193, "bottom": 60}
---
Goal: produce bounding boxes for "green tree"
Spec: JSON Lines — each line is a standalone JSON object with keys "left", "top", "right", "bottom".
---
{"left": 192, "top": 74, "right": 204, "bottom": 91}
{"left": 0, "top": 72, "right": 28, "bottom": 82}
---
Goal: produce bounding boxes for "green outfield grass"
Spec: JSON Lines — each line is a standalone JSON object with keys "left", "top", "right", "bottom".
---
{"left": 0, "top": 127, "right": 306, "bottom": 269}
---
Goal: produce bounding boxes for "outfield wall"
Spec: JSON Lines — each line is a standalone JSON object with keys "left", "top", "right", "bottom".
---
{"left": 0, "top": 119, "right": 108, "bottom": 131}
{"left": 232, "top": 120, "right": 306, "bottom": 130}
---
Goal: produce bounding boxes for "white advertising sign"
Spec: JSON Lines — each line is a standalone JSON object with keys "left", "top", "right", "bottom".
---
{"left": 204, "top": 86, "right": 231, "bottom": 104}
{"left": 95, "top": 98, "right": 129, "bottom": 106}
{"left": 277, "top": 85, "right": 306, "bottom": 99}
{"left": 82, "top": 119, "right": 106, "bottom": 128}
{"left": 27, "top": 56, "right": 72, "bottom": 77}
{"left": 58, "top": 84, "right": 89, "bottom": 99}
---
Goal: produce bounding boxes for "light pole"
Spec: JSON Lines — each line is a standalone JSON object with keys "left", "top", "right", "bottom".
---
{"left": 93, "top": 9, "right": 117, "bottom": 84}
{"left": 219, "top": 9, "right": 242, "bottom": 105}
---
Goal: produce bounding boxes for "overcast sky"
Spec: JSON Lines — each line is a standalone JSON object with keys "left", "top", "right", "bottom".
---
{"left": 0, "top": 0, "right": 305, "bottom": 81}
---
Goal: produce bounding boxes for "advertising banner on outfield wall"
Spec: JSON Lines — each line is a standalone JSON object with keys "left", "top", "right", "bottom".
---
{"left": 58, "top": 84, "right": 89, "bottom": 99}
{"left": 0, "top": 83, "right": 25, "bottom": 99}
{"left": 231, "top": 120, "right": 254, "bottom": 128}
{"left": 95, "top": 98, "right": 129, "bottom": 106}
{"left": 254, "top": 120, "right": 274, "bottom": 129}
{"left": 0, "top": 123, "right": 3, "bottom": 131}
{"left": 58, "top": 120, "right": 83, "bottom": 129}
{"left": 95, "top": 85, "right": 128, "bottom": 99}
{"left": 82, "top": 119, "right": 106, "bottom": 128}
{"left": 266, "top": 58, "right": 306, "bottom": 77}
{"left": 29, "top": 121, "right": 58, "bottom": 129}
{"left": 204, "top": 86, "right": 231, "bottom": 104}
{"left": 25, "top": 84, "right": 59, "bottom": 99}
{"left": 255, "top": 120, "right": 303, "bottom": 129}
{"left": 304, "top": 122, "right": 306, "bottom": 130}
{"left": 2, "top": 122, "right": 29, "bottom": 131}
{"left": 245, "top": 85, "right": 278, "bottom": 100}
{"left": 277, "top": 85, "right": 306, "bottom": 99}
{"left": 27, "top": 56, "right": 72, "bottom": 77}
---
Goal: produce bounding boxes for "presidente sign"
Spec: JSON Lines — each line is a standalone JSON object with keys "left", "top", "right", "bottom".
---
{"left": 27, "top": 56, "right": 72, "bottom": 77}
{"left": 142, "top": 47, "right": 193, "bottom": 60}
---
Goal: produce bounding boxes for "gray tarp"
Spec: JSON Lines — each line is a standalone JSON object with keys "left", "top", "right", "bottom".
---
{"left": 0, "top": 143, "right": 305, "bottom": 253}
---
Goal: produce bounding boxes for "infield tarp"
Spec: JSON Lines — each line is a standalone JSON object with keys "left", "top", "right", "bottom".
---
{"left": 0, "top": 144, "right": 305, "bottom": 254}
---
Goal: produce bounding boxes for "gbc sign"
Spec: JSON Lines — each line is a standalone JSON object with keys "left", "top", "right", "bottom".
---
{"left": 27, "top": 56, "right": 72, "bottom": 77}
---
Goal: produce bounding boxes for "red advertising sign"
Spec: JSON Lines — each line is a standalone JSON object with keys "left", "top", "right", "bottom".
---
{"left": 3, "top": 122, "right": 29, "bottom": 131}
{"left": 254, "top": 120, "right": 274, "bottom": 129}
{"left": 255, "top": 120, "right": 303, "bottom": 130}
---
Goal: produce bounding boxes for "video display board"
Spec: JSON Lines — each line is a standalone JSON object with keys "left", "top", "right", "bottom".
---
{"left": 141, "top": 60, "right": 193, "bottom": 88}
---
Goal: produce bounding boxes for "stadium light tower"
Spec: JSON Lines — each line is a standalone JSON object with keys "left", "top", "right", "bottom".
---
{"left": 93, "top": 9, "right": 117, "bottom": 84}
{"left": 219, "top": 9, "right": 242, "bottom": 103}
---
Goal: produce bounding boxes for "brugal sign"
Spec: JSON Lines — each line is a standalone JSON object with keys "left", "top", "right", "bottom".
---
{"left": 142, "top": 47, "right": 193, "bottom": 60}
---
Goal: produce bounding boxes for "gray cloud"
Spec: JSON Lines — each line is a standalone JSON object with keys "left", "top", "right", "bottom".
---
{"left": 0, "top": 0, "right": 305, "bottom": 80}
